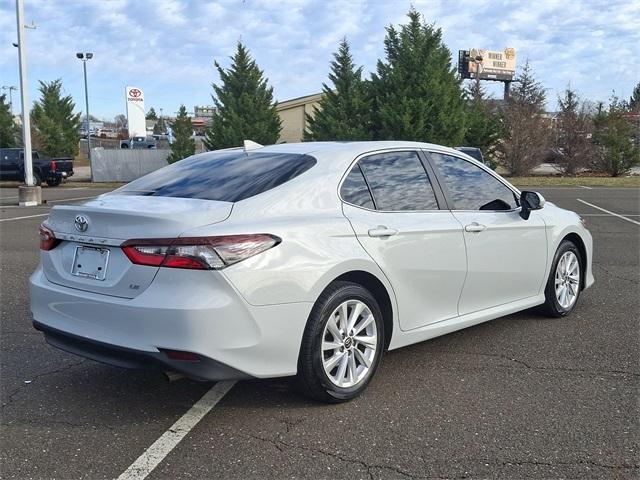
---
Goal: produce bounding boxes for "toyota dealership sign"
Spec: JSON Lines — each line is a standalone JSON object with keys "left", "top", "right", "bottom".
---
{"left": 125, "top": 86, "right": 146, "bottom": 137}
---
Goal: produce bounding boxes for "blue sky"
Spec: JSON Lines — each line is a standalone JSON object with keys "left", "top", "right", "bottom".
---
{"left": 1, "top": 0, "right": 638, "bottom": 120}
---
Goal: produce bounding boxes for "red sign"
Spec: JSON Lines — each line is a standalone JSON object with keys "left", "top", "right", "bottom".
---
{"left": 128, "top": 88, "right": 142, "bottom": 98}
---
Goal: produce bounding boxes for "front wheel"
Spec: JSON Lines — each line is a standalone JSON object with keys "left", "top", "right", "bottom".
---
{"left": 541, "top": 240, "right": 583, "bottom": 317}
{"left": 296, "top": 281, "right": 384, "bottom": 403}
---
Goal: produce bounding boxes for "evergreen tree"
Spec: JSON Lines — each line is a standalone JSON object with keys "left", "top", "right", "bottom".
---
{"left": 167, "top": 105, "right": 195, "bottom": 164}
{"left": 497, "top": 62, "right": 551, "bottom": 175}
{"left": 146, "top": 107, "right": 158, "bottom": 121}
{"left": 628, "top": 82, "right": 640, "bottom": 113}
{"left": 153, "top": 116, "right": 166, "bottom": 135}
{"left": 204, "top": 42, "right": 281, "bottom": 150}
{"left": 0, "top": 94, "right": 18, "bottom": 148}
{"left": 31, "top": 79, "right": 80, "bottom": 157}
{"left": 304, "top": 39, "right": 371, "bottom": 141}
{"left": 593, "top": 95, "right": 640, "bottom": 176}
{"left": 370, "top": 9, "right": 466, "bottom": 145}
{"left": 554, "top": 87, "right": 594, "bottom": 175}
{"left": 463, "top": 82, "right": 501, "bottom": 168}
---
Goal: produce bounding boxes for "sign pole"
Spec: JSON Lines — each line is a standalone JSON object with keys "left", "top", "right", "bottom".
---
{"left": 503, "top": 80, "right": 512, "bottom": 101}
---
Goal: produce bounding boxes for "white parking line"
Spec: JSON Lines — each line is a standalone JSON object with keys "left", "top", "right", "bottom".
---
{"left": 0, "top": 213, "right": 49, "bottom": 222}
{"left": 578, "top": 185, "right": 593, "bottom": 189}
{"left": 577, "top": 199, "right": 640, "bottom": 226}
{"left": 579, "top": 213, "right": 640, "bottom": 217}
{"left": 117, "top": 381, "right": 236, "bottom": 480}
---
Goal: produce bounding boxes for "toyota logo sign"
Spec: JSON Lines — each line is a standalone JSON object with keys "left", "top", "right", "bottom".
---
{"left": 129, "top": 88, "right": 142, "bottom": 98}
{"left": 74, "top": 215, "right": 89, "bottom": 232}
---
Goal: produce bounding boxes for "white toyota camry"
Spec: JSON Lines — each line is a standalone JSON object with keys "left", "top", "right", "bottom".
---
{"left": 30, "top": 141, "right": 594, "bottom": 402}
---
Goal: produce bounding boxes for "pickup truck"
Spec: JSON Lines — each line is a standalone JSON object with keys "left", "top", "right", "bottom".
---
{"left": 0, "top": 148, "right": 74, "bottom": 187}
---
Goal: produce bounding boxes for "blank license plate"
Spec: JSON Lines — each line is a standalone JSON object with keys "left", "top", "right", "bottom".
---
{"left": 71, "top": 246, "right": 110, "bottom": 280}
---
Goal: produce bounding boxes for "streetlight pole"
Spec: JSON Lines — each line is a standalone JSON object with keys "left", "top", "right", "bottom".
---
{"left": 2, "top": 86, "right": 18, "bottom": 115}
{"left": 76, "top": 52, "right": 93, "bottom": 174}
{"left": 15, "top": 0, "right": 40, "bottom": 206}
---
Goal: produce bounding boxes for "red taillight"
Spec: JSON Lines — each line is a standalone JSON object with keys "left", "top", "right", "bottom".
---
{"left": 39, "top": 224, "right": 60, "bottom": 251}
{"left": 50, "top": 160, "right": 57, "bottom": 171}
{"left": 121, "top": 234, "right": 281, "bottom": 270}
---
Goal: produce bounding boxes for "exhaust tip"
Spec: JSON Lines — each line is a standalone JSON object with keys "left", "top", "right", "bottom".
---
{"left": 164, "top": 371, "right": 186, "bottom": 382}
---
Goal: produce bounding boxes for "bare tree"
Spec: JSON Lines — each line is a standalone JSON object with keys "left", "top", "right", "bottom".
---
{"left": 554, "top": 87, "right": 595, "bottom": 175}
{"left": 498, "top": 62, "right": 551, "bottom": 176}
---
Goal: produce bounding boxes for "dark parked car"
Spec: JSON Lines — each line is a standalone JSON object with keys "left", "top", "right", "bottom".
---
{"left": 0, "top": 148, "right": 74, "bottom": 187}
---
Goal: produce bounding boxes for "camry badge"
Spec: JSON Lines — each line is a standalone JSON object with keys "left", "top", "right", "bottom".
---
{"left": 74, "top": 215, "right": 89, "bottom": 232}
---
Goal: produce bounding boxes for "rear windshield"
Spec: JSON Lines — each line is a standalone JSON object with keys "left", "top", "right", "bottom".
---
{"left": 111, "top": 151, "right": 317, "bottom": 202}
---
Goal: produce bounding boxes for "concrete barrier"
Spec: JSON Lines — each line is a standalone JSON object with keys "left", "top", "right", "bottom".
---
{"left": 91, "top": 149, "right": 170, "bottom": 182}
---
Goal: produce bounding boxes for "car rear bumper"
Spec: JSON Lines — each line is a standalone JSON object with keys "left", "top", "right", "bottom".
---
{"left": 29, "top": 266, "right": 312, "bottom": 379}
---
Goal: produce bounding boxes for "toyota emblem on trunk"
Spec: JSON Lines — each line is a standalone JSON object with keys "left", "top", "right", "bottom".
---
{"left": 74, "top": 215, "right": 88, "bottom": 232}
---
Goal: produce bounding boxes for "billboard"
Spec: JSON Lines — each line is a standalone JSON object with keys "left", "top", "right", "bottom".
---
{"left": 125, "top": 86, "right": 146, "bottom": 137}
{"left": 459, "top": 48, "right": 516, "bottom": 81}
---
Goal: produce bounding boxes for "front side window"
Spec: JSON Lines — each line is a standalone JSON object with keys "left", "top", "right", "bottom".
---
{"left": 358, "top": 151, "right": 439, "bottom": 211}
{"left": 430, "top": 153, "right": 518, "bottom": 211}
{"left": 112, "top": 151, "right": 317, "bottom": 202}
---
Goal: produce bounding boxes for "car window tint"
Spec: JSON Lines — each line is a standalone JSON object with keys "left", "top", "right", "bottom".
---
{"left": 358, "top": 151, "right": 439, "bottom": 211}
{"left": 430, "top": 153, "right": 517, "bottom": 211}
{"left": 111, "top": 151, "right": 317, "bottom": 202}
{"left": 341, "top": 165, "right": 375, "bottom": 209}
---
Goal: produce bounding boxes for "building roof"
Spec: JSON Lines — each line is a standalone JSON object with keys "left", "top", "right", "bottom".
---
{"left": 276, "top": 92, "right": 323, "bottom": 110}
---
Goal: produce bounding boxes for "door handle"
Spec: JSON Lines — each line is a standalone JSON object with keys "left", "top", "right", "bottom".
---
{"left": 464, "top": 222, "right": 486, "bottom": 233}
{"left": 368, "top": 226, "right": 398, "bottom": 238}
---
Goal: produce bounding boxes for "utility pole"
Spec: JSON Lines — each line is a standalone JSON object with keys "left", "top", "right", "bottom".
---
{"left": 15, "top": 0, "right": 40, "bottom": 206}
{"left": 1, "top": 86, "right": 18, "bottom": 115}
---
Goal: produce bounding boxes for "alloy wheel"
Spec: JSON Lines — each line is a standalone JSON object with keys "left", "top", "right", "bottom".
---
{"left": 321, "top": 299, "right": 378, "bottom": 388}
{"left": 554, "top": 251, "right": 580, "bottom": 309}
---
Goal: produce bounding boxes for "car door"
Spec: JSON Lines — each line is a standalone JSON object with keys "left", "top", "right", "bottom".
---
{"left": 427, "top": 151, "right": 548, "bottom": 315}
{"left": 341, "top": 150, "right": 467, "bottom": 331}
{"left": 0, "top": 149, "right": 20, "bottom": 179}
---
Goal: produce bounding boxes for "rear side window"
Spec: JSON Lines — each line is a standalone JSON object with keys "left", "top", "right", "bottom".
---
{"left": 112, "top": 151, "right": 317, "bottom": 202}
{"left": 358, "top": 151, "right": 439, "bottom": 211}
{"left": 430, "top": 153, "right": 517, "bottom": 211}
{"left": 340, "top": 165, "right": 375, "bottom": 209}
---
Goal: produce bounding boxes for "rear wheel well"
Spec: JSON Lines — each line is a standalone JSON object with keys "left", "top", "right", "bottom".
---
{"left": 329, "top": 271, "right": 394, "bottom": 350}
{"left": 562, "top": 233, "right": 587, "bottom": 290}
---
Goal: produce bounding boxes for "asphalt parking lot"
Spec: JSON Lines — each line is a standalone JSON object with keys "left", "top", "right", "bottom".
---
{"left": 1, "top": 185, "right": 638, "bottom": 479}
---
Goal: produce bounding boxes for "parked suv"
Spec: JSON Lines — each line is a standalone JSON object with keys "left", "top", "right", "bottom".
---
{"left": 0, "top": 148, "right": 74, "bottom": 187}
{"left": 120, "top": 136, "right": 157, "bottom": 149}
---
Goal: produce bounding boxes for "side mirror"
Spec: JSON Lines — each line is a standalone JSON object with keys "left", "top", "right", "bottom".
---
{"left": 519, "top": 191, "right": 545, "bottom": 220}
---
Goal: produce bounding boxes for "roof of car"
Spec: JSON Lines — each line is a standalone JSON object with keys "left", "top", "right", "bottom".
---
{"left": 242, "top": 141, "right": 465, "bottom": 164}
{"left": 192, "top": 141, "right": 480, "bottom": 172}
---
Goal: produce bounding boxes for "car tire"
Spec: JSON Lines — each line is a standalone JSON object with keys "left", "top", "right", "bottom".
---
{"left": 29, "top": 172, "right": 42, "bottom": 186}
{"left": 541, "top": 240, "right": 583, "bottom": 317}
{"left": 46, "top": 176, "right": 62, "bottom": 187}
{"left": 296, "top": 281, "right": 384, "bottom": 403}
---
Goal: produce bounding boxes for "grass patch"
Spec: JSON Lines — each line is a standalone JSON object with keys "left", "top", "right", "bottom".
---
{"left": 506, "top": 176, "right": 640, "bottom": 187}
{"left": 62, "top": 182, "right": 125, "bottom": 189}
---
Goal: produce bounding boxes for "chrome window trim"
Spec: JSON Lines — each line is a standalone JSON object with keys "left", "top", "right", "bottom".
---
{"left": 337, "top": 148, "right": 444, "bottom": 214}
{"left": 425, "top": 149, "right": 522, "bottom": 214}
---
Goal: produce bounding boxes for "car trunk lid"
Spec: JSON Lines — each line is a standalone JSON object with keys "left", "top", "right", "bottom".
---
{"left": 41, "top": 195, "right": 233, "bottom": 298}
